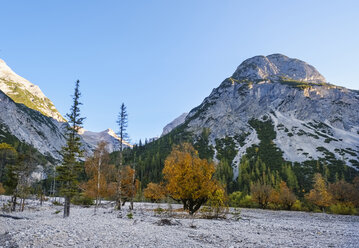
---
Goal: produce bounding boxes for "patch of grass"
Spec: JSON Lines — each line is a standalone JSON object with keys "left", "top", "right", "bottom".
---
{"left": 52, "top": 201, "right": 63, "bottom": 206}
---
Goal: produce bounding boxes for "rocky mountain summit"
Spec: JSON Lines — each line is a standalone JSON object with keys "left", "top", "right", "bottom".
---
{"left": 0, "top": 59, "right": 65, "bottom": 122}
{"left": 167, "top": 54, "right": 359, "bottom": 177}
{"left": 79, "top": 128, "right": 132, "bottom": 153}
{"left": 0, "top": 58, "right": 129, "bottom": 162}
{"left": 232, "top": 54, "right": 326, "bottom": 83}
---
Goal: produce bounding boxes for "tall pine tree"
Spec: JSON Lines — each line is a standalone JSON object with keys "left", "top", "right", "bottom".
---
{"left": 115, "top": 103, "right": 129, "bottom": 210}
{"left": 56, "top": 80, "right": 85, "bottom": 218}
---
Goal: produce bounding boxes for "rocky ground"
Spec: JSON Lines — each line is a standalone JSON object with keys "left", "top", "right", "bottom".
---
{"left": 0, "top": 198, "right": 359, "bottom": 248}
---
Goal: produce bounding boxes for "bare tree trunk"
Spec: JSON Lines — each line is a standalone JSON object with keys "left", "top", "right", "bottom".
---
{"left": 116, "top": 179, "right": 122, "bottom": 210}
{"left": 130, "top": 168, "right": 135, "bottom": 210}
{"left": 21, "top": 197, "right": 25, "bottom": 212}
{"left": 95, "top": 156, "right": 102, "bottom": 214}
{"left": 11, "top": 195, "right": 17, "bottom": 212}
{"left": 40, "top": 192, "right": 43, "bottom": 206}
{"left": 64, "top": 196, "right": 70, "bottom": 218}
{"left": 115, "top": 165, "right": 122, "bottom": 210}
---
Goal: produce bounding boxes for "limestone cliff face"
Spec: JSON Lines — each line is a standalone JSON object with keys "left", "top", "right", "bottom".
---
{"left": 173, "top": 54, "right": 359, "bottom": 176}
{"left": 0, "top": 90, "right": 67, "bottom": 160}
{"left": 0, "top": 59, "right": 130, "bottom": 161}
{"left": 0, "top": 59, "right": 66, "bottom": 122}
{"left": 161, "top": 113, "right": 188, "bottom": 136}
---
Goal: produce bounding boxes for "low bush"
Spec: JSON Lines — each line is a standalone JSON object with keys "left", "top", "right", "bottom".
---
{"left": 329, "top": 203, "right": 357, "bottom": 215}
{"left": 52, "top": 200, "right": 63, "bottom": 206}
{"left": 71, "top": 194, "right": 94, "bottom": 206}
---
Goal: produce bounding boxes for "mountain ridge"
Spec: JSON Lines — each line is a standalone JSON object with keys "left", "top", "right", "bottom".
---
{"left": 0, "top": 58, "right": 130, "bottom": 162}
{"left": 0, "top": 58, "right": 66, "bottom": 122}
{"left": 163, "top": 54, "right": 359, "bottom": 178}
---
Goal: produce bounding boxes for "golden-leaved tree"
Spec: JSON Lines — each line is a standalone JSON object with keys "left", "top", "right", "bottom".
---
{"left": 250, "top": 181, "right": 273, "bottom": 208}
{"left": 278, "top": 181, "right": 296, "bottom": 210}
{"left": 143, "top": 182, "right": 166, "bottom": 202}
{"left": 306, "top": 173, "right": 332, "bottom": 211}
{"left": 83, "top": 141, "right": 117, "bottom": 212}
{"left": 119, "top": 165, "right": 138, "bottom": 210}
{"left": 162, "top": 143, "right": 219, "bottom": 215}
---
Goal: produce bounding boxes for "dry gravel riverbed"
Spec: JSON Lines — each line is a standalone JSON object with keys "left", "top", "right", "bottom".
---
{"left": 0, "top": 200, "right": 358, "bottom": 248}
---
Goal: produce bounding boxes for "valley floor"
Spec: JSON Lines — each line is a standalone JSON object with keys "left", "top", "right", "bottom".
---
{"left": 0, "top": 198, "right": 358, "bottom": 248}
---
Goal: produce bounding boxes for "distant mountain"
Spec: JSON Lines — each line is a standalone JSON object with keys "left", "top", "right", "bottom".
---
{"left": 0, "top": 89, "right": 66, "bottom": 160}
{"left": 162, "top": 54, "right": 359, "bottom": 178}
{"left": 161, "top": 113, "right": 188, "bottom": 136}
{"left": 79, "top": 128, "right": 132, "bottom": 153}
{"left": 0, "top": 59, "right": 65, "bottom": 122}
{"left": 0, "top": 58, "right": 130, "bottom": 162}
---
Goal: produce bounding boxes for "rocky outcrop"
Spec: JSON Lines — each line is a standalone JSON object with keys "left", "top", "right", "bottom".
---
{"left": 182, "top": 54, "right": 359, "bottom": 176}
{"left": 0, "top": 59, "right": 66, "bottom": 122}
{"left": 161, "top": 113, "right": 188, "bottom": 136}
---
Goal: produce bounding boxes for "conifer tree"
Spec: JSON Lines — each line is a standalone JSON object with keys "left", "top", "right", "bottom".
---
{"left": 115, "top": 103, "right": 129, "bottom": 210}
{"left": 215, "top": 159, "right": 233, "bottom": 192}
{"left": 56, "top": 80, "right": 85, "bottom": 218}
{"left": 0, "top": 143, "right": 17, "bottom": 182}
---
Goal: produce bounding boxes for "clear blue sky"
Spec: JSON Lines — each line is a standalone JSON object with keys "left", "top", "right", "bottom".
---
{"left": 1, "top": 1, "right": 359, "bottom": 143}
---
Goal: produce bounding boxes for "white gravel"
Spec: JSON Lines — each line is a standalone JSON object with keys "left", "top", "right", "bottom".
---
{"left": 0, "top": 199, "right": 359, "bottom": 248}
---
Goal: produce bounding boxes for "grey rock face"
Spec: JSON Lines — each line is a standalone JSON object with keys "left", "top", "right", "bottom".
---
{"left": 80, "top": 128, "right": 132, "bottom": 153}
{"left": 161, "top": 113, "right": 188, "bottom": 136}
{"left": 232, "top": 54, "right": 326, "bottom": 83}
{"left": 0, "top": 90, "right": 67, "bottom": 160}
{"left": 185, "top": 54, "right": 359, "bottom": 176}
{"left": 0, "top": 58, "right": 66, "bottom": 122}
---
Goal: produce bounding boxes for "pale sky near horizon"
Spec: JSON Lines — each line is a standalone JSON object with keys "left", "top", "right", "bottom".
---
{"left": 1, "top": 1, "right": 359, "bottom": 143}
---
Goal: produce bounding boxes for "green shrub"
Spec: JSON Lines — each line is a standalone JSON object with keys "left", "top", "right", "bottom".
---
{"left": 291, "top": 200, "right": 309, "bottom": 212}
{"left": 52, "top": 200, "right": 63, "bottom": 206}
{"left": 154, "top": 207, "right": 164, "bottom": 215}
{"left": 329, "top": 203, "right": 357, "bottom": 215}
{"left": 71, "top": 194, "right": 94, "bottom": 206}
{"left": 127, "top": 212, "right": 133, "bottom": 219}
{"left": 229, "top": 192, "right": 258, "bottom": 208}
{"left": 229, "top": 191, "right": 242, "bottom": 207}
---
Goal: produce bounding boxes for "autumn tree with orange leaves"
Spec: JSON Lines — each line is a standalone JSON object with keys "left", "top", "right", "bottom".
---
{"left": 163, "top": 143, "right": 219, "bottom": 215}
{"left": 119, "top": 165, "right": 138, "bottom": 210}
{"left": 278, "top": 181, "right": 296, "bottom": 210}
{"left": 144, "top": 182, "right": 166, "bottom": 202}
{"left": 306, "top": 173, "right": 332, "bottom": 211}
{"left": 83, "top": 142, "right": 116, "bottom": 213}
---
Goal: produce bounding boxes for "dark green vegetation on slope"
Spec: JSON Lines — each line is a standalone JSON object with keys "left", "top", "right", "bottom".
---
{"left": 115, "top": 116, "right": 359, "bottom": 198}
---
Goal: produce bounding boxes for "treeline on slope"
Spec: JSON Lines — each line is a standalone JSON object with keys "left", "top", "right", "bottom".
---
{"left": 111, "top": 117, "right": 359, "bottom": 215}
{"left": 0, "top": 142, "right": 53, "bottom": 211}
{"left": 110, "top": 123, "right": 193, "bottom": 187}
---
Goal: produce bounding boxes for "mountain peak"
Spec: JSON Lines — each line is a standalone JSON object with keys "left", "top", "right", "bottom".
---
{"left": 232, "top": 54, "right": 326, "bottom": 83}
{"left": 0, "top": 58, "right": 66, "bottom": 122}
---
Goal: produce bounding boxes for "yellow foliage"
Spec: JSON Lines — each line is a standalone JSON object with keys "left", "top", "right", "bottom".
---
{"left": 119, "top": 165, "right": 138, "bottom": 201}
{"left": 206, "top": 183, "right": 229, "bottom": 218}
{"left": 250, "top": 182, "right": 273, "bottom": 208}
{"left": 143, "top": 182, "right": 166, "bottom": 202}
{"left": 278, "top": 181, "right": 296, "bottom": 209}
{"left": 163, "top": 143, "right": 217, "bottom": 215}
{"left": 0, "top": 183, "right": 5, "bottom": 194}
{"left": 83, "top": 142, "right": 117, "bottom": 201}
{"left": 306, "top": 173, "right": 332, "bottom": 210}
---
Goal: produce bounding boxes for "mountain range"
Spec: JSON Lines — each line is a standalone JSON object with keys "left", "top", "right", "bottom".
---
{"left": 0, "top": 59, "right": 130, "bottom": 162}
{"left": 1, "top": 54, "right": 358, "bottom": 183}
{"left": 162, "top": 54, "right": 359, "bottom": 178}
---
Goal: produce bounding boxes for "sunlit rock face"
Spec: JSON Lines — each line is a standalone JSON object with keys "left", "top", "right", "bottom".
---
{"left": 180, "top": 54, "right": 359, "bottom": 177}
